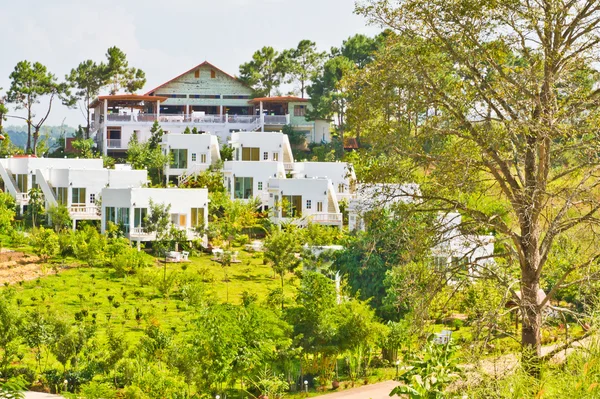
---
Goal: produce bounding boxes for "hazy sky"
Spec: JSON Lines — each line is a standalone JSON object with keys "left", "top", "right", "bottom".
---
{"left": 1, "top": 0, "right": 379, "bottom": 127}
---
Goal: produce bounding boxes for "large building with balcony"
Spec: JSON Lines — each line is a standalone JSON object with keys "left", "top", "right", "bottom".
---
{"left": 90, "top": 61, "right": 331, "bottom": 157}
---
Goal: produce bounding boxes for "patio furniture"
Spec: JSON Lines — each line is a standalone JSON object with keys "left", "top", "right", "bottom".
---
{"left": 181, "top": 251, "right": 189, "bottom": 261}
{"left": 166, "top": 251, "right": 181, "bottom": 262}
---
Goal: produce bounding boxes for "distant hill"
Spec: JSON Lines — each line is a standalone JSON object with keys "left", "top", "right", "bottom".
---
{"left": 4, "top": 125, "right": 78, "bottom": 150}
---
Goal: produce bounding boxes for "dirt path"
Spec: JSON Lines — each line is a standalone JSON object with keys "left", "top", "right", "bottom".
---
{"left": 0, "top": 249, "right": 48, "bottom": 285}
{"left": 317, "top": 380, "right": 399, "bottom": 399}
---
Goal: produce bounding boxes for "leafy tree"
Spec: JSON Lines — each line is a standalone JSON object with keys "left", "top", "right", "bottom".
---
{"left": 66, "top": 60, "right": 107, "bottom": 137}
{"left": 30, "top": 227, "right": 59, "bottom": 262}
{"left": 0, "top": 193, "right": 16, "bottom": 235}
{"left": 206, "top": 192, "right": 262, "bottom": 248}
{"left": 264, "top": 227, "right": 302, "bottom": 310}
{"left": 333, "top": 207, "right": 435, "bottom": 319}
{"left": 46, "top": 204, "right": 72, "bottom": 233}
{"left": 144, "top": 200, "right": 172, "bottom": 255}
{"left": 71, "top": 137, "right": 95, "bottom": 158}
{"left": 220, "top": 144, "right": 233, "bottom": 161}
{"left": 104, "top": 46, "right": 146, "bottom": 94}
{"left": 6, "top": 61, "right": 72, "bottom": 154}
{"left": 282, "top": 124, "right": 307, "bottom": 147}
{"left": 283, "top": 40, "right": 326, "bottom": 98}
{"left": 239, "top": 47, "right": 287, "bottom": 97}
{"left": 180, "top": 167, "right": 225, "bottom": 192}
{"left": 352, "top": 0, "right": 600, "bottom": 371}
{"left": 0, "top": 376, "right": 27, "bottom": 399}
{"left": 25, "top": 187, "right": 44, "bottom": 228}
{"left": 72, "top": 225, "right": 107, "bottom": 267}
{"left": 127, "top": 123, "right": 169, "bottom": 186}
{"left": 0, "top": 290, "right": 22, "bottom": 375}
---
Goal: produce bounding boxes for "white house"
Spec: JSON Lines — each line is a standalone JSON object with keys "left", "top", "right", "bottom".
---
{"left": 267, "top": 177, "right": 342, "bottom": 228}
{"left": 223, "top": 161, "right": 285, "bottom": 207}
{"left": 100, "top": 187, "right": 209, "bottom": 244}
{"left": 160, "top": 133, "right": 221, "bottom": 185}
{"left": 229, "top": 131, "right": 295, "bottom": 171}
{"left": 348, "top": 183, "right": 420, "bottom": 231}
{"left": 431, "top": 212, "right": 495, "bottom": 271}
{"left": 292, "top": 162, "right": 357, "bottom": 202}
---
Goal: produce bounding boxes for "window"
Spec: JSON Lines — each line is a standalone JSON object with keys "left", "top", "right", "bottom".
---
{"left": 273, "top": 152, "right": 279, "bottom": 161}
{"left": 282, "top": 195, "right": 302, "bottom": 217}
{"left": 194, "top": 69, "right": 200, "bottom": 78}
{"left": 191, "top": 153, "right": 197, "bottom": 162}
{"left": 89, "top": 193, "right": 96, "bottom": 204}
{"left": 31, "top": 175, "right": 38, "bottom": 190}
{"left": 105, "top": 207, "right": 130, "bottom": 232}
{"left": 317, "top": 202, "right": 323, "bottom": 212}
{"left": 211, "top": 69, "right": 216, "bottom": 79}
{"left": 222, "top": 95, "right": 251, "bottom": 99}
{"left": 294, "top": 105, "right": 306, "bottom": 117}
{"left": 338, "top": 184, "right": 345, "bottom": 193}
{"left": 14, "top": 174, "right": 27, "bottom": 192}
{"left": 170, "top": 149, "right": 188, "bottom": 169}
{"left": 258, "top": 181, "right": 263, "bottom": 191}
{"left": 72, "top": 187, "right": 86, "bottom": 205}
{"left": 191, "top": 208, "right": 205, "bottom": 227}
{"left": 134, "top": 208, "right": 147, "bottom": 228}
{"left": 171, "top": 213, "right": 187, "bottom": 227}
{"left": 263, "top": 152, "right": 269, "bottom": 160}
{"left": 55, "top": 187, "right": 68, "bottom": 206}
{"left": 242, "top": 147, "right": 260, "bottom": 161}
{"left": 234, "top": 177, "right": 254, "bottom": 199}
{"left": 201, "top": 154, "right": 207, "bottom": 163}
{"left": 306, "top": 200, "right": 312, "bottom": 209}
{"left": 189, "top": 94, "right": 220, "bottom": 99}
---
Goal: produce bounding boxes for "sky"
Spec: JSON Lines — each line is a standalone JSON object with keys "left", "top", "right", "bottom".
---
{"left": 0, "top": 0, "right": 380, "bottom": 127}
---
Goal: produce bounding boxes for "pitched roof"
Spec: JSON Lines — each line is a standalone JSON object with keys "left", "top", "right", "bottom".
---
{"left": 344, "top": 137, "right": 360, "bottom": 150}
{"left": 144, "top": 61, "right": 251, "bottom": 95}
{"left": 249, "top": 96, "right": 309, "bottom": 103}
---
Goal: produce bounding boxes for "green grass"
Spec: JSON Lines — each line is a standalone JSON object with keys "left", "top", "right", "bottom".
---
{"left": 5, "top": 247, "right": 299, "bottom": 361}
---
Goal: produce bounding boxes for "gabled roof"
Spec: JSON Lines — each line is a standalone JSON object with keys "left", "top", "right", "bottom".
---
{"left": 144, "top": 61, "right": 251, "bottom": 95}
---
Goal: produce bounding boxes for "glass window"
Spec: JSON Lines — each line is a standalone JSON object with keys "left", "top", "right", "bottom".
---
{"left": 338, "top": 184, "right": 345, "bottom": 193}
{"left": 106, "top": 207, "right": 129, "bottom": 232}
{"left": 258, "top": 181, "right": 263, "bottom": 191}
{"left": 263, "top": 152, "right": 269, "bottom": 160}
{"left": 170, "top": 149, "right": 188, "bottom": 169}
{"left": 234, "top": 177, "right": 254, "bottom": 199}
{"left": 105, "top": 207, "right": 116, "bottom": 225}
{"left": 191, "top": 208, "right": 205, "bottom": 227}
{"left": 201, "top": 154, "right": 207, "bottom": 163}
{"left": 294, "top": 105, "right": 306, "bottom": 117}
{"left": 72, "top": 187, "right": 86, "bottom": 204}
{"left": 55, "top": 187, "right": 68, "bottom": 206}
{"left": 282, "top": 195, "right": 302, "bottom": 217}
{"left": 317, "top": 202, "right": 323, "bottom": 212}
{"left": 134, "top": 208, "right": 147, "bottom": 228}
{"left": 89, "top": 193, "right": 96, "bottom": 204}
{"left": 14, "top": 174, "right": 27, "bottom": 192}
{"left": 242, "top": 147, "right": 260, "bottom": 161}
{"left": 191, "top": 153, "right": 197, "bottom": 162}
{"left": 306, "top": 200, "right": 312, "bottom": 209}
{"left": 31, "top": 175, "right": 38, "bottom": 190}
{"left": 273, "top": 152, "right": 279, "bottom": 161}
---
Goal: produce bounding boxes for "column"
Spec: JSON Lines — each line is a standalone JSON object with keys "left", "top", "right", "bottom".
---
{"left": 103, "top": 99, "right": 108, "bottom": 156}
{"left": 185, "top": 104, "right": 189, "bottom": 118}
{"left": 156, "top": 100, "right": 160, "bottom": 120}
{"left": 260, "top": 101, "right": 264, "bottom": 132}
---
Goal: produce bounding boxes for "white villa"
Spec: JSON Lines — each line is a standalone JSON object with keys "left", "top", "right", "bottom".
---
{"left": 0, "top": 156, "right": 147, "bottom": 226}
{"left": 229, "top": 131, "right": 295, "bottom": 171}
{"left": 90, "top": 62, "right": 332, "bottom": 157}
{"left": 292, "top": 162, "right": 356, "bottom": 202}
{"left": 223, "top": 161, "right": 286, "bottom": 207}
{"left": 268, "top": 177, "right": 342, "bottom": 228}
{"left": 161, "top": 133, "right": 221, "bottom": 185}
{"left": 100, "top": 187, "right": 208, "bottom": 244}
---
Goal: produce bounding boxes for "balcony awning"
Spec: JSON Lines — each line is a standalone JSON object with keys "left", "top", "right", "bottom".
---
{"left": 90, "top": 94, "right": 169, "bottom": 108}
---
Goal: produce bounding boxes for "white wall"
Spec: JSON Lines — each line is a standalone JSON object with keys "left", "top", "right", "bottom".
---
{"left": 293, "top": 162, "right": 356, "bottom": 200}
{"left": 101, "top": 187, "right": 209, "bottom": 242}
{"left": 223, "top": 161, "right": 285, "bottom": 204}
{"left": 162, "top": 133, "right": 221, "bottom": 176}
{"left": 230, "top": 132, "right": 292, "bottom": 162}
{"left": 267, "top": 177, "right": 339, "bottom": 219}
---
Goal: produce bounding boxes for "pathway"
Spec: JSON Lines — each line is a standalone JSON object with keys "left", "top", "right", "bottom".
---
{"left": 317, "top": 380, "right": 399, "bottom": 399}
{"left": 24, "top": 392, "right": 65, "bottom": 399}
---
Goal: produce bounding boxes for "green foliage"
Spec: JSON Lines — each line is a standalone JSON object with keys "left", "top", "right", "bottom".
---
{"left": 72, "top": 226, "right": 107, "bottom": 267}
{"left": 282, "top": 124, "right": 307, "bottom": 147}
{"left": 104, "top": 46, "right": 146, "bottom": 95}
{"left": 180, "top": 168, "right": 225, "bottom": 192}
{"left": 30, "top": 227, "right": 59, "bottom": 262}
{"left": 0, "top": 376, "right": 27, "bottom": 399}
{"left": 25, "top": 188, "right": 44, "bottom": 228}
{"left": 206, "top": 192, "right": 263, "bottom": 247}
{"left": 144, "top": 200, "right": 172, "bottom": 255}
{"left": 239, "top": 46, "right": 288, "bottom": 97}
{"left": 71, "top": 138, "right": 95, "bottom": 158}
{"left": 46, "top": 205, "right": 72, "bottom": 233}
{"left": 220, "top": 144, "right": 233, "bottom": 161}
{"left": 281, "top": 40, "right": 326, "bottom": 98}
{"left": 127, "top": 125, "right": 169, "bottom": 186}
{"left": 0, "top": 290, "right": 22, "bottom": 375}
{"left": 391, "top": 341, "right": 462, "bottom": 398}
{"left": 264, "top": 227, "right": 302, "bottom": 310}
{"left": 0, "top": 193, "right": 16, "bottom": 234}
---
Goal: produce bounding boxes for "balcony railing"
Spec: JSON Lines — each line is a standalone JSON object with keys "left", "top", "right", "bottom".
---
{"left": 264, "top": 115, "right": 289, "bottom": 125}
{"left": 15, "top": 192, "right": 29, "bottom": 202}
{"left": 284, "top": 162, "right": 294, "bottom": 171}
{"left": 103, "top": 114, "right": 261, "bottom": 125}
{"left": 308, "top": 213, "right": 343, "bottom": 224}
{"left": 107, "top": 139, "right": 122, "bottom": 148}
{"left": 69, "top": 205, "right": 100, "bottom": 218}
{"left": 130, "top": 227, "right": 153, "bottom": 237}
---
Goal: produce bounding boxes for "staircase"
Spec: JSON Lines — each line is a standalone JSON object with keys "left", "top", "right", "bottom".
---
{"left": 0, "top": 163, "right": 26, "bottom": 203}
{"left": 177, "top": 163, "right": 209, "bottom": 187}
{"left": 35, "top": 169, "right": 58, "bottom": 207}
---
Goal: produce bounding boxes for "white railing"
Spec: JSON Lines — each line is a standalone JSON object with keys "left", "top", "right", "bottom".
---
{"left": 69, "top": 205, "right": 99, "bottom": 218}
{"left": 107, "top": 139, "right": 122, "bottom": 148}
{"left": 15, "top": 192, "right": 29, "bottom": 202}
{"left": 308, "top": 213, "right": 343, "bottom": 224}
{"left": 264, "top": 115, "right": 288, "bottom": 125}
{"left": 177, "top": 163, "right": 210, "bottom": 186}
{"left": 100, "top": 113, "right": 262, "bottom": 126}
{"left": 284, "top": 162, "right": 294, "bottom": 170}
{"left": 228, "top": 115, "right": 259, "bottom": 124}
{"left": 130, "top": 227, "right": 152, "bottom": 237}
{"left": 107, "top": 114, "right": 133, "bottom": 122}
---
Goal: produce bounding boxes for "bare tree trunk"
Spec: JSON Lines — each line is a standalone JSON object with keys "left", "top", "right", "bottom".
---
{"left": 26, "top": 106, "right": 32, "bottom": 153}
